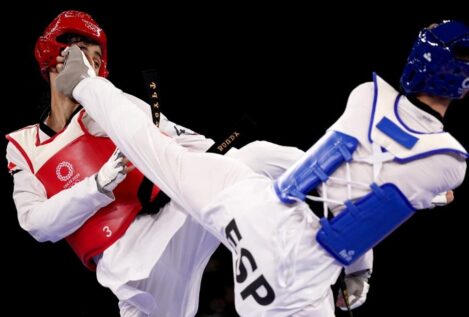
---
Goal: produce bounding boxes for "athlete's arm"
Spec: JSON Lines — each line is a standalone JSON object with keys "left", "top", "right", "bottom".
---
{"left": 7, "top": 142, "right": 113, "bottom": 242}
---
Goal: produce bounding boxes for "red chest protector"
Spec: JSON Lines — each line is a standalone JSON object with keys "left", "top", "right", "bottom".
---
{"left": 34, "top": 129, "right": 159, "bottom": 270}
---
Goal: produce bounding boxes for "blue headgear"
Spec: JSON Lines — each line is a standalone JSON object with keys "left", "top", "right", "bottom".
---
{"left": 400, "top": 20, "right": 469, "bottom": 99}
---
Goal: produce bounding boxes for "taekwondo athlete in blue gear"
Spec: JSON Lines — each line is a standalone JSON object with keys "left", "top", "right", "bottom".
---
{"left": 274, "top": 19, "right": 469, "bottom": 310}
{"left": 275, "top": 19, "right": 469, "bottom": 263}
{"left": 56, "top": 19, "right": 468, "bottom": 317}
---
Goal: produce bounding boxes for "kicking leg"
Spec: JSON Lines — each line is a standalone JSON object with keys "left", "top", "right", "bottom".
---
{"left": 73, "top": 77, "right": 252, "bottom": 229}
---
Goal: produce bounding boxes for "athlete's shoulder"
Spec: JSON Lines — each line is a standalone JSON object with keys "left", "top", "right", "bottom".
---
{"left": 6, "top": 123, "right": 38, "bottom": 137}
{"left": 6, "top": 124, "right": 39, "bottom": 146}
{"left": 348, "top": 82, "right": 374, "bottom": 103}
{"left": 341, "top": 81, "right": 375, "bottom": 115}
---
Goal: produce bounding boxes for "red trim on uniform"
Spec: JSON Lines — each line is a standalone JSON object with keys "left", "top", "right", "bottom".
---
{"left": 37, "top": 125, "right": 66, "bottom": 146}
{"left": 150, "top": 185, "right": 160, "bottom": 200}
{"left": 35, "top": 124, "right": 42, "bottom": 145}
{"left": 5, "top": 134, "right": 34, "bottom": 173}
{"left": 77, "top": 110, "right": 91, "bottom": 135}
{"left": 7, "top": 162, "right": 17, "bottom": 171}
{"left": 37, "top": 110, "right": 88, "bottom": 146}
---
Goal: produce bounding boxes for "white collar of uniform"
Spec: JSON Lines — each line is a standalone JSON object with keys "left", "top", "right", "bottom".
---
{"left": 370, "top": 73, "right": 468, "bottom": 161}
{"left": 38, "top": 128, "right": 51, "bottom": 143}
{"left": 395, "top": 95, "right": 444, "bottom": 134}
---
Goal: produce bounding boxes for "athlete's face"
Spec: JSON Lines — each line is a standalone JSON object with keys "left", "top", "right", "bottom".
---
{"left": 52, "top": 35, "right": 103, "bottom": 76}
{"left": 72, "top": 41, "right": 103, "bottom": 75}
{"left": 55, "top": 42, "right": 102, "bottom": 76}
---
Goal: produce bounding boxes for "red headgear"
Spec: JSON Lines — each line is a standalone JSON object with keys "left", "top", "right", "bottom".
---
{"left": 35, "top": 10, "right": 108, "bottom": 80}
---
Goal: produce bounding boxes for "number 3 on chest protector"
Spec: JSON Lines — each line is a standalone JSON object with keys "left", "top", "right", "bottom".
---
{"left": 102, "top": 226, "right": 112, "bottom": 237}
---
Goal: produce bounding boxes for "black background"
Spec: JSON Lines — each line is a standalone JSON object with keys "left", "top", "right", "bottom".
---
{"left": 1, "top": 1, "right": 468, "bottom": 316}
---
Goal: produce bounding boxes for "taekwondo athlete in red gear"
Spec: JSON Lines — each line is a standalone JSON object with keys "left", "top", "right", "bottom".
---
{"left": 6, "top": 10, "right": 307, "bottom": 316}
{"left": 57, "top": 20, "right": 468, "bottom": 316}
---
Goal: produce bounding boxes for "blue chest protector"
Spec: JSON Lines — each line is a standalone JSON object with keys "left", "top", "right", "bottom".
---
{"left": 274, "top": 74, "right": 468, "bottom": 265}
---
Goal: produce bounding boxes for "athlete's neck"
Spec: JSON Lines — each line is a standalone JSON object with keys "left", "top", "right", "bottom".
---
{"left": 415, "top": 94, "right": 451, "bottom": 118}
{"left": 47, "top": 88, "right": 80, "bottom": 133}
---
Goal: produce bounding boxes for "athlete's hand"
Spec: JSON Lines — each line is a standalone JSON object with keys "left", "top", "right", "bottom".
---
{"left": 96, "top": 148, "right": 135, "bottom": 194}
{"left": 336, "top": 269, "right": 371, "bottom": 310}
{"left": 55, "top": 55, "right": 66, "bottom": 73}
{"left": 56, "top": 45, "right": 96, "bottom": 97}
{"left": 431, "top": 190, "right": 454, "bottom": 207}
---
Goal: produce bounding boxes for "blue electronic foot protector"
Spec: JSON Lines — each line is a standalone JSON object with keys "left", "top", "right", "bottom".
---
{"left": 316, "top": 183, "right": 415, "bottom": 265}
